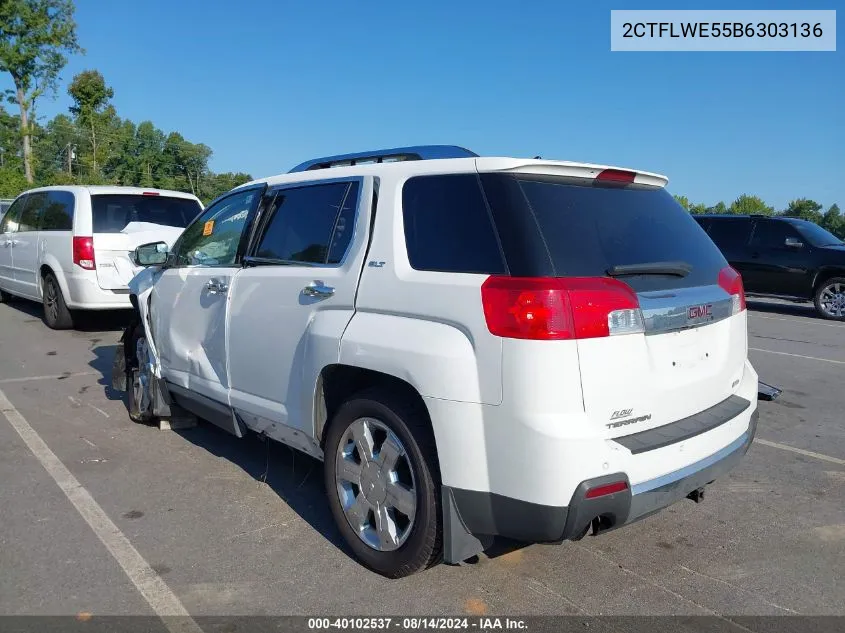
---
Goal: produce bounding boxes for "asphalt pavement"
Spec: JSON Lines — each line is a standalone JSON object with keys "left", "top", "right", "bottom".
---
{"left": 0, "top": 296, "right": 843, "bottom": 620}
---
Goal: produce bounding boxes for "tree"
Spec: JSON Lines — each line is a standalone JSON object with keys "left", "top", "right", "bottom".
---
{"left": 68, "top": 70, "right": 115, "bottom": 177}
{"left": 33, "top": 112, "right": 78, "bottom": 181}
{"left": 689, "top": 203, "right": 708, "bottom": 215}
{"left": 729, "top": 194, "right": 773, "bottom": 215}
{"left": 673, "top": 195, "right": 690, "bottom": 210}
{"left": 710, "top": 201, "right": 727, "bottom": 214}
{"left": 784, "top": 198, "right": 824, "bottom": 224}
{"left": 821, "top": 203, "right": 844, "bottom": 239}
{"left": 0, "top": 105, "right": 22, "bottom": 169}
{"left": 0, "top": 165, "right": 28, "bottom": 197}
{"left": 0, "top": 0, "right": 82, "bottom": 183}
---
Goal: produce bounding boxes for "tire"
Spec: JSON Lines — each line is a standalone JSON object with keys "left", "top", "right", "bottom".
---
{"left": 324, "top": 387, "right": 442, "bottom": 578}
{"left": 42, "top": 272, "right": 74, "bottom": 330}
{"left": 813, "top": 277, "right": 845, "bottom": 321}
{"left": 126, "top": 324, "right": 155, "bottom": 424}
{"left": 0, "top": 287, "right": 11, "bottom": 304}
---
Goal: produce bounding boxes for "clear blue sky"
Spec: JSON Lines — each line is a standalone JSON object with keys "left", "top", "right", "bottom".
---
{"left": 14, "top": 0, "right": 845, "bottom": 209}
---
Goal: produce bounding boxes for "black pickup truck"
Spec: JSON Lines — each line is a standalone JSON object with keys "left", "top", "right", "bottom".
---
{"left": 694, "top": 214, "right": 845, "bottom": 320}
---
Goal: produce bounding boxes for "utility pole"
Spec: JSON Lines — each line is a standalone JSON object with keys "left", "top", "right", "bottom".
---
{"left": 65, "top": 143, "right": 76, "bottom": 177}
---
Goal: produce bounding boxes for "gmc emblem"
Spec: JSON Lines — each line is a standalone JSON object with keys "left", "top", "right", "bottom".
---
{"left": 688, "top": 304, "right": 713, "bottom": 320}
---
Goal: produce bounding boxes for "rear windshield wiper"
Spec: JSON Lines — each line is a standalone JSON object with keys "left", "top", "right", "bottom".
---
{"left": 606, "top": 261, "right": 692, "bottom": 277}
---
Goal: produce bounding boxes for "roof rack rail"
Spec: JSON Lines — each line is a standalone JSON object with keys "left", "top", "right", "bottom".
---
{"left": 288, "top": 145, "right": 478, "bottom": 173}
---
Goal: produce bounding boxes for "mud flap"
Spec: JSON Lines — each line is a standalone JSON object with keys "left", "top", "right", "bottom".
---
{"left": 442, "top": 488, "right": 493, "bottom": 564}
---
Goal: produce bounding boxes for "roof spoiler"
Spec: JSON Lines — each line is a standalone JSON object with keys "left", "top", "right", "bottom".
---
{"left": 288, "top": 145, "right": 478, "bottom": 173}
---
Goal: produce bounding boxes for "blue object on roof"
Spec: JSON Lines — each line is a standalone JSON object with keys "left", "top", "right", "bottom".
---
{"left": 288, "top": 145, "right": 478, "bottom": 173}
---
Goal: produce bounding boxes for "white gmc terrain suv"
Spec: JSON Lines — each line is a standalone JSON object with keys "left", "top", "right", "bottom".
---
{"left": 112, "top": 146, "right": 760, "bottom": 578}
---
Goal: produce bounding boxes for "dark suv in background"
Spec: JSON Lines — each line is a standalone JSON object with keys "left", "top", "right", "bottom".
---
{"left": 694, "top": 214, "right": 845, "bottom": 320}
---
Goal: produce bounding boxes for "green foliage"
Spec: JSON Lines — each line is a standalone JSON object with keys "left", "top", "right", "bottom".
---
{"left": 0, "top": 165, "right": 28, "bottom": 197}
{"left": 673, "top": 194, "right": 689, "bottom": 210}
{"left": 729, "top": 194, "right": 773, "bottom": 216}
{"left": 689, "top": 203, "right": 708, "bottom": 215}
{"left": 784, "top": 198, "right": 824, "bottom": 224}
{"left": 711, "top": 201, "right": 727, "bottom": 214}
{"left": 0, "top": 0, "right": 83, "bottom": 181}
{"left": 0, "top": 67, "right": 254, "bottom": 203}
{"left": 821, "top": 203, "right": 844, "bottom": 239}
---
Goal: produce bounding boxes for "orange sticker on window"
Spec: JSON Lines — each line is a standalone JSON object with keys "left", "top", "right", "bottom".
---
{"left": 202, "top": 220, "right": 214, "bottom": 236}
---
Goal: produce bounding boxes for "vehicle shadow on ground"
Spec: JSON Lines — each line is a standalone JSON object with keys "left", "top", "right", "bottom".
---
{"left": 181, "top": 421, "right": 353, "bottom": 557}
{"left": 90, "top": 342, "right": 129, "bottom": 403}
{"left": 2, "top": 297, "right": 133, "bottom": 332}
{"left": 85, "top": 344, "right": 528, "bottom": 569}
{"left": 746, "top": 299, "right": 823, "bottom": 320}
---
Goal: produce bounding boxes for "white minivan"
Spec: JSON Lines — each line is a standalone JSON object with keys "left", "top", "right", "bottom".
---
{"left": 0, "top": 186, "right": 203, "bottom": 329}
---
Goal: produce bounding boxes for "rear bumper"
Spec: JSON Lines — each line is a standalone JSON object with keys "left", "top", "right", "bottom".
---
{"left": 64, "top": 273, "right": 132, "bottom": 310}
{"left": 443, "top": 408, "right": 758, "bottom": 556}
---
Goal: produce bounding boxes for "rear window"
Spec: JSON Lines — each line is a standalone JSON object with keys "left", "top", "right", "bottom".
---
{"left": 484, "top": 174, "right": 728, "bottom": 291}
{"left": 91, "top": 194, "right": 202, "bottom": 233}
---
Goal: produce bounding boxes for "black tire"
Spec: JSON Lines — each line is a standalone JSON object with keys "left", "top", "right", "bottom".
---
{"left": 324, "top": 387, "right": 442, "bottom": 578}
{"left": 0, "top": 287, "right": 11, "bottom": 303}
{"left": 813, "top": 276, "right": 845, "bottom": 321}
{"left": 42, "top": 272, "right": 74, "bottom": 330}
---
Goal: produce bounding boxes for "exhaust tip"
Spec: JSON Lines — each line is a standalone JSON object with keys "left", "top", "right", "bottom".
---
{"left": 686, "top": 487, "right": 706, "bottom": 504}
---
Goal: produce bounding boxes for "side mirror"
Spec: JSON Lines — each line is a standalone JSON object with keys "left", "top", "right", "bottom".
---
{"left": 132, "top": 241, "right": 169, "bottom": 267}
{"left": 784, "top": 236, "right": 804, "bottom": 249}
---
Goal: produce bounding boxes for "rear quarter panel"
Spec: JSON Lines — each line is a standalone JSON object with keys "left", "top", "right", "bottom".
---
{"left": 342, "top": 169, "right": 502, "bottom": 406}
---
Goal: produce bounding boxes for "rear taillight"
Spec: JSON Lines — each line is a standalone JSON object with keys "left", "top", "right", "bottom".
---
{"left": 480, "top": 276, "right": 644, "bottom": 341}
{"left": 73, "top": 236, "right": 95, "bottom": 270}
{"left": 718, "top": 266, "right": 746, "bottom": 314}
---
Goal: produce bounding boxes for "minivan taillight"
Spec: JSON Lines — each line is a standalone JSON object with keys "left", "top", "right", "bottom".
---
{"left": 480, "top": 276, "right": 644, "bottom": 340}
{"left": 718, "top": 266, "right": 746, "bottom": 314}
{"left": 73, "top": 236, "right": 95, "bottom": 270}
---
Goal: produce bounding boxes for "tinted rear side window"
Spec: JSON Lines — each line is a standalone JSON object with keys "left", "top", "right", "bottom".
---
{"left": 483, "top": 174, "right": 727, "bottom": 291}
{"left": 91, "top": 195, "right": 202, "bottom": 233}
{"left": 402, "top": 174, "right": 505, "bottom": 274}
{"left": 39, "top": 191, "right": 75, "bottom": 231}
{"left": 704, "top": 218, "right": 753, "bottom": 252}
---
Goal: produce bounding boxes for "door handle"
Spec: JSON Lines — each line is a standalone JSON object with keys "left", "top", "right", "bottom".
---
{"left": 302, "top": 281, "right": 335, "bottom": 298}
{"left": 206, "top": 279, "right": 228, "bottom": 294}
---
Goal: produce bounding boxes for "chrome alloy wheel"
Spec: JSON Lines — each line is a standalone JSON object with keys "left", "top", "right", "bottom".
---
{"left": 334, "top": 417, "right": 417, "bottom": 551}
{"left": 819, "top": 281, "right": 845, "bottom": 318}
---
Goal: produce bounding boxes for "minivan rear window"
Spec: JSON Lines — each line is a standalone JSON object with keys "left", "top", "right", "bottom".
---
{"left": 482, "top": 174, "right": 728, "bottom": 292}
{"left": 91, "top": 195, "right": 202, "bottom": 233}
